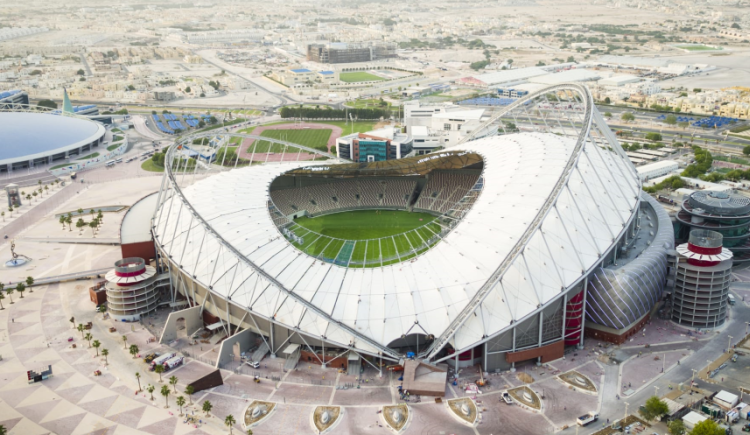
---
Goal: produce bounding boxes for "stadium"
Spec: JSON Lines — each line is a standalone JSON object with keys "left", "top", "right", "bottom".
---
{"left": 151, "top": 84, "right": 674, "bottom": 372}
{"left": 0, "top": 97, "right": 106, "bottom": 173}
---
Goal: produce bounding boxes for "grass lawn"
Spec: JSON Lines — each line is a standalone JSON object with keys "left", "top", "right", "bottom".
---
{"left": 289, "top": 210, "right": 440, "bottom": 266}
{"left": 50, "top": 162, "right": 75, "bottom": 170}
{"left": 77, "top": 152, "right": 100, "bottom": 160}
{"left": 107, "top": 143, "right": 122, "bottom": 151}
{"left": 713, "top": 155, "right": 750, "bottom": 165}
{"left": 676, "top": 44, "right": 720, "bottom": 51}
{"left": 339, "top": 72, "right": 387, "bottom": 83}
{"left": 141, "top": 159, "right": 164, "bottom": 172}
{"left": 230, "top": 126, "right": 257, "bottom": 144}
{"left": 249, "top": 129, "right": 331, "bottom": 153}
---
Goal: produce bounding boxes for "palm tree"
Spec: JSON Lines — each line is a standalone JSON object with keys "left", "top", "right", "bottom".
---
{"left": 0, "top": 423, "right": 6, "bottom": 435}
{"left": 0, "top": 292, "right": 5, "bottom": 310}
{"left": 6, "top": 287, "right": 13, "bottom": 304}
{"left": 202, "top": 400, "right": 212, "bottom": 416}
{"left": 89, "top": 221, "right": 97, "bottom": 237}
{"left": 65, "top": 215, "right": 73, "bottom": 231}
{"left": 25, "top": 277, "right": 34, "bottom": 293}
{"left": 1, "top": 211, "right": 5, "bottom": 222}
{"left": 122, "top": 335, "right": 128, "bottom": 349}
{"left": 225, "top": 414, "right": 236, "bottom": 434}
{"left": 135, "top": 372, "right": 142, "bottom": 391}
{"left": 92, "top": 340, "right": 101, "bottom": 356}
{"left": 129, "top": 344, "right": 139, "bottom": 358}
{"left": 155, "top": 364, "right": 165, "bottom": 382}
{"left": 76, "top": 218, "right": 85, "bottom": 233}
{"left": 77, "top": 208, "right": 84, "bottom": 215}
{"left": 44, "top": 185, "right": 49, "bottom": 195}
{"left": 160, "top": 385, "right": 170, "bottom": 408}
{"left": 146, "top": 384, "right": 155, "bottom": 401}
{"left": 184, "top": 385, "right": 194, "bottom": 405}
{"left": 8, "top": 206, "right": 13, "bottom": 218}
{"left": 15, "top": 283, "right": 25, "bottom": 299}
{"left": 32, "top": 191, "right": 37, "bottom": 202}
{"left": 84, "top": 332, "right": 92, "bottom": 348}
{"left": 247, "top": 430, "right": 253, "bottom": 435}
{"left": 102, "top": 348, "right": 109, "bottom": 364}
{"left": 169, "top": 375, "right": 179, "bottom": 393}
{"left": 176, "top": 396, "right": 186, "bottom": 416}
{"left": 77, "top": 323, "right": 85, "bottom": 338}
{"left": 25, "top": 194, "right": 30, "bottom": 203}
{"left": 97, "top": 210, "right": 103, "bottom": 223}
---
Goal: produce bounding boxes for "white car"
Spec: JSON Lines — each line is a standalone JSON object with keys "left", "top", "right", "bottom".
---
{"left": 247, "top": 361, "right": 260, "bottom": 369}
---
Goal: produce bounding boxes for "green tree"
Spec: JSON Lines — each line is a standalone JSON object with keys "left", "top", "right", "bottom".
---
{"left": 225, "top": 414, "right": 236, "bottom": 434}
{"left": 185, "top": 86, "right": 192, "bottom": 93}
{"left": 0, "top": 424, "right": 6, "bottom": 435}
{"left": 668, "top": 418, "right": 685, "bottom": 435}
{"left": 147, "top": 384, "right": 155, "bottom": 401}
{"left": 665, "top": 114, "right": 677, "bottom": 125}
{"left": 59, "top": 215, "right": 66, "bottom": 229}
{"left": 645, "top": 132, "right": 663, "bottom": 141}
{"left": 604, "top": 112, "right": 612, "bottom": 117}
{"left": 176, "top": 396, "right": 186, "bottom": 416}
{"left": 84, "top": 332, "right": 92, "bottom": 348}
{"left": 122, "top": 335, "right": 128, "bottom": 349}
{"left": 65, "top": 215, "right": 72, "bottom": 231}
{"left": 203, "top": 400, "right": 213, "bottom": 416}
{"left": 161, "top": 385, "right": 170, "bottom": 408}
{"left": 169, "top": 375, "right": 179, "bottom": 393}
{"left": 155, "top": 363, "right": 165, "bottom": 382}
{"left": 89, "top": 221, "right": 97, "bottom": 237}
{"left": 0, "top": 291, "right": 4, "bottom": 310}
{"left": 15, "top": 282, "right": 25, "bottom": 299}
{"left": 743, "top": 145, "right": 750, "bottom": 155}
{"left": 37, "top": 99, "right": 58, "bottom": 109}
{"left": 5, "top": 287, "right": 12, "bottom": 304}
{"left": 129, "top": 344, "right": 139, "bottom": 358}
{"left": 621, "top": 112, "right": 635, "bottom": 122}
{"left": 76, "top": 218, "right": 85, "bottom": 232}
{"left": 135, "top": 372, "right": 142, "bottom": 391}
{"left": 604, "top": 96, "right": 611, "bottom": 104}
{"left": 185, "top": 385, "right": 194, "bottom": 405}
{"left": 639, "top": 396, "right": 670, "bottom": 421}
{"left": 92, "top": 339, "right": 101, "bottom": 356}
{"left": 78, "top": 323, "right": 85, "bottom": 338}
{"left": 102, "top": 348, "right": 109, "bottom": 364}
{"left": 689, "top": 419, "right": 724, "bottom": 435}
{"left": 25, "top": 276, "right": 34, "bottom": 292}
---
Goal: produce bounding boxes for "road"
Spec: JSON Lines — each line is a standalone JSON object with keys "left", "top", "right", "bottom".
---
{"left": 131, "top": 114, "right": 166, "bottom": 141}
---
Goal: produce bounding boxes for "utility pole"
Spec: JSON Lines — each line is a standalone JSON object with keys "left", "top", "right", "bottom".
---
{"left": 662, "top": 353, "right": 665, "bottom": 373}
{"left": 728, "top": 335, "right": 733, "bottom": 353}
{"left": 691, "top": 369, "right": 698, "bottom": 389}
{"left": 624, "top": 402, "right": 629, "bottom": 420}
{"left": 654, "top": 386, "right": 659, "bottom": 397}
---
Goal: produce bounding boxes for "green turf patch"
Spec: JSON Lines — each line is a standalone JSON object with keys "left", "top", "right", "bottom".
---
{"left": 249, "top": 129, "right": 331, "bottom": 153}
{"left": 77, "top": 152, "right": 100, "bottom": 160}
{"left": 141, "top": 159, "right": 165, "bottom": 172}
{"left": 107, "top": 143, "right": 123, "bottom": 151}
{"left": 339, "top": 72, "right": 386, "bottom": 82}
{"left": 289, "top": 210, "right": 441, "bottom": 266}
{"left": 50, "top": 162, "right": 75, "bottom": 170}
{"left": 675, "top": 44, "right": 721, "bottom": 51}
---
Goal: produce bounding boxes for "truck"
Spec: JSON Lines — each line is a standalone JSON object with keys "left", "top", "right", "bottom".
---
{"left": 143, "top": 352, "right": 159, "bottom": 364}
{"left": 162, "top": 356, "right": 184, "bottom": 372}
{"left": 577, "top": 413, "right": 599, "bottom": 426}
{"left": 149, "top": 352, "right": 176, "bottom": 371}
{"left": 502, "top": 392, "right": 513, "bottom": 405}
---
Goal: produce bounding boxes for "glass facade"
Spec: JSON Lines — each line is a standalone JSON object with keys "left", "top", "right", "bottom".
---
{"left": 357, "top": 140, "right": 388, "bottom": 162}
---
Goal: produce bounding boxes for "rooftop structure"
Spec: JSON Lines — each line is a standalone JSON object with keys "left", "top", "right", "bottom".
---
{"left": 676, "top": 190, "right": 750, "bottom": 260}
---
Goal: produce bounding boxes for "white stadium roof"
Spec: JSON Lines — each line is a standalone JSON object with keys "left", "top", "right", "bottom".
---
{"left": 155, "top": 131, "right": 639, "bottom": 356}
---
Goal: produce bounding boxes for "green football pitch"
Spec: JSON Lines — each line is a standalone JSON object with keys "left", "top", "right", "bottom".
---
{"left": 287, "top": 210, "right": 442, "bottom": 267}
{"left": 248, "top": 129, "right": 332, "bottom": 153}
{"left": 338, "top": 72, "right": 387, "bottom": 83}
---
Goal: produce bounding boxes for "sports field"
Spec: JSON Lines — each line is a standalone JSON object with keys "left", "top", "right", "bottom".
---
{"left": 339, "top": 72, "right": 387, "bottom": 83}
{"left": 286, "top": 210, "right": 442, "bottom": 267}
{"left": 249, "top": 129, "right": 332, "bottom": 153}
{"left": 675, "top": 44, "right": 720, "bottom": 51}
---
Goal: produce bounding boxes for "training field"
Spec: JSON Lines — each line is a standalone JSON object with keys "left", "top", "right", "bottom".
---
{"left": 286, "top": 210, "right": 441, "bottom": 267}
{"left": 339, "top": 72, "right": 387, "bottom": 83}
{"left": 675, "top": 44, "right": 720, "bottom": 51}
{"left": 249, "top": 129, "right": 332, "bottom": 153}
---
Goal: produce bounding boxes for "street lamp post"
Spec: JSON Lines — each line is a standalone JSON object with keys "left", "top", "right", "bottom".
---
{"left": 654, "top": 386, "right": 659, "bottom": 397}
{"left": 728, "top": 335, "right": 733, "bottom": 353}
{"left": 624, "top": 402, "right": 629, "bottom": 420}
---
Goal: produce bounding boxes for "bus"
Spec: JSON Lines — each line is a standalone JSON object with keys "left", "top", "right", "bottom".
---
{"left": 115, "top": 158, "right": 123, "bottom": 163}
{"left": 105, "top": 160, "right": 115, "bottom": 167}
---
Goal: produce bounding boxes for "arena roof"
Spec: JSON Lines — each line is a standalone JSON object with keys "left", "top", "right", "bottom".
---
{"left": 0, "top": 112, "right": 104, "bottom": 164}
{"left": 155, "top": 130, "right": 639, "bottom": 356}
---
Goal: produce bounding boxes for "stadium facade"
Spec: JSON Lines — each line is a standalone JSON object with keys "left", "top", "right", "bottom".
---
{"left": 150, "top": 84, "right": 674, "bottom": 372}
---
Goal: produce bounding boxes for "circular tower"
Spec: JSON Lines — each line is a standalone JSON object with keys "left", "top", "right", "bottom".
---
{"left": 104, "top": 257, "right": 160, "bottom": 321}
{"left": 672, "top": 230, "right": 733, "bottom": 329}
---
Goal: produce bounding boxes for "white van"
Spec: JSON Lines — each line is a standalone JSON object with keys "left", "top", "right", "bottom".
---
{"left": 728, "top": 294, "right": 736, "bottom": 305}
{"left": 105, "top": 160, "right": 115, "bottom": 167}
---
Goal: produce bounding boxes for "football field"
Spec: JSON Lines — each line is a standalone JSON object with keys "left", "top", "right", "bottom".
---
{"left": 249, "top": 129, "right": 332, "bottom": 153}
{"left": 287, "top": 210, "right": 441, "bottom": 267}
